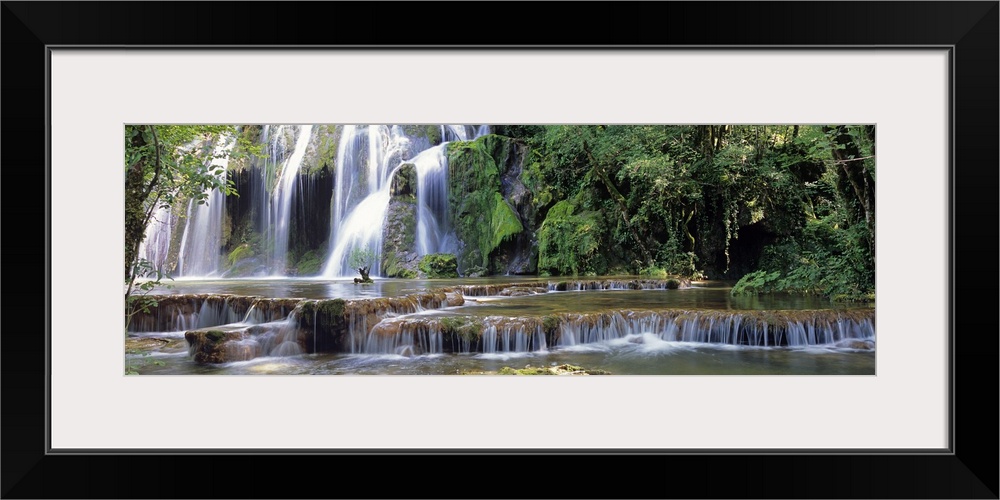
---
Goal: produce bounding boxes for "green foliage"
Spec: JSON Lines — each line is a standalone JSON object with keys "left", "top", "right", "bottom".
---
{"left": 731, "top": 270, "right": 783, "bottom": 295}
{"left": 124, "top": 125, "right": 256, "bottom": 319}
{"left": 418, "top": 254, "right": 459, "bottom": 278}
{"left": 537, "top": 199, "right": 605, "bottom": 276}
{"left": 294, "top": 250, "right": 324, "bottom": 276}
{"left": 732, "top": 209, "right": 875, "bottom": 299}
{"left": 349, "top": 247, "right": 376, "bottom": 271}
{"left": 638, "top": 266, "right": 668, "bottom": 278}
{"left": 227, "top": 244, "right": 254, "bottom": 267}
{"left": 305, "top": 125, "right": 340, "bottom": 174}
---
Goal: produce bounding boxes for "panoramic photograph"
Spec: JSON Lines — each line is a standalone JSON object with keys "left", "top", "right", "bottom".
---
{"left": 124, "top": 124, "right": 876, "bottom": 375}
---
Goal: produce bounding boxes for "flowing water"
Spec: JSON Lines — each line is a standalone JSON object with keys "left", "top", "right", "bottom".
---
{"left": 177, "top": 136, "right": 235, "bottom": 277}
{"left": 323, "top": 125, "right": 487, "bottom": 277}
{"left": 270, "top": 125, "right": 313, "bottom": 274}
{"left": 128, "top": 280, "right": 875, "bottom": 375}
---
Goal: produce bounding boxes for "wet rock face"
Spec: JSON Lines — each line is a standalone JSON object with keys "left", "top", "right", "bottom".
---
{"left": 391, "top": 163, "right": 417, "bottom": 197}
{"left": 494, "top": 139, "right": 537, "bottom": 275}
{"left": 382, "top": 197, "right": 420, "bottom": 278}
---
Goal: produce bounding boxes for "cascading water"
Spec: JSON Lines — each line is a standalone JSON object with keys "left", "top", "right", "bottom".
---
{"left": 137, "top": 205, "right": 173, "bottom": 271}
{"left": 177, "top": 136, "right": 235, "bottom": 277}
{"left": 253, "top": 125, "right": 284, "bottom": 273}
{"left": 270, "top": 125, "right": 313, "bottom": 274}
{"left": 324, "top": 124, "right": 488, "bottom": 277}
{"left": 412, "top": 145, "right": 457, "bottom": 255}
{"left": 323, "top": 125, "right": 411, "bottom": 277}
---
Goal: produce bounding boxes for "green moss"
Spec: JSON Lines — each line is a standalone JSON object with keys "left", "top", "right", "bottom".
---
{"left": 384, "top": 252, "right": 418, "bottom": 279}
{"left": 391, "top": 163, "right": 417, "bottom": 197}
{"left": 446, "top": 136, "right": 526, "bottom": 275}
{"left": 418, "top": 253, "right": 459, "bottom": 278}
{"left": 491, "top": 192, "right": 523, "bottom": 250}
{"left": 665, "top": 278, "right": 681, "bottom": 290}
{"left": 294, "top": 250, "right": 324, "bottom": 276}
{"left": 541, "top": 315, "right": 561, "bottom": 335}
{"left": 304, "top": 125, "right": 341, "bottom": 174}
{"left": 318, "top": 299, "right": 345, "bottom": 318}
{"left": 227, "top": 243, "right": 254, "bottom": 267}
{"left": 439, "top": 316, "right": 484, "bottom": 342}
{"left": 205, "top": 330, "right": 226, "bottom": 343}
{"left": 537, "top": 198, "right": 605, "bottom": 276}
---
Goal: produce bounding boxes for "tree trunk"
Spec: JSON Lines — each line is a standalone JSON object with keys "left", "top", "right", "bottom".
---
{"left": 124, "top": 125, "right": 150, "bottom": 277}
{"left": 357, "top": 266, "right": 372, "bottom": 282}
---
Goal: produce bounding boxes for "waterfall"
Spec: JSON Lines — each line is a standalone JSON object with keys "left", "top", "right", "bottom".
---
{"left": 323, "top": 125, "right": 487, "bottom": 277}
{"left": 323, "top": 126, "right": 410, "bottom": 277}
{"left": 137, "top": 205, "right": 173, "bottom": 271}
{"left": 412, "top": 145, "right": 456, "bottom": 255}
{"left": 177, "top": 136, "right": 234, "bottom": 277}
{"left": 270, "top": 125, "right": 313, "bottom": 274}
{"left": 254, "top": 125, "right": 284, "bottom": 274}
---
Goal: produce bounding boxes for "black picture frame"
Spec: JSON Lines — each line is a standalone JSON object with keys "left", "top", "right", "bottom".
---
{"left": 3, "top": 2, "right": 996, "bottom": 498}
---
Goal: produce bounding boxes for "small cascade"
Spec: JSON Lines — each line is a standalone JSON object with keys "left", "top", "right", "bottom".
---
{"left": 351, "top": 308, "right": 874, "bottom": 356}
{"left": 186, "top": 315, "right": 305, "bottom": 364}
{"left": 547, "top": 279, "right": 688, "bottom": 291}
{"left": 358, "top": 316, "right": 548, "bottom": 356}
{"left": 481, "top": 321, "right": 547, "bottom": 354}
{"left": 177, "top": 136, "right": 235, "bottom": 277}
{"left": 343, "top": 291, "right": 465, "bottom": 353}
{"left": 271, "top": 125, "right": 314, "bottom": 274}
{"left": 257, "top": 315, "right": 306, "bottom": 357}
{"left": 127, "top": 294, "right": 299, "bottom": 333}
{"left": 556, "top": 309, "right": 875, "bottom": 348}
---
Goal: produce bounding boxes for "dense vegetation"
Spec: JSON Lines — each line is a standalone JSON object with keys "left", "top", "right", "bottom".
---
{"left": 499, "top": 125, "right": 875, "bottom": 301}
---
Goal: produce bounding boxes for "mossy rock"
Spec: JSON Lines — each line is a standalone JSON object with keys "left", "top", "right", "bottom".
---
{"left": 227, "top": 244, "right": 254, "bottom": 267}
{"left": 205, "top": 330, "right": 226, "bottom": 343}
{"left": 382, "top": 198, "right": 419, "bottom": 278}
{"left": 446, "top": 135, "right": 528, "bottom": 276}
{"left": 439, "top": 316, "right": 484, "bottom": 342}
{"left": 541, "top": 315, "right": 561, "bottom": 335}
{"left": 294, "top": 250, "right": 324, "bottom": 276}
{"left": 391, "top": 163, "right": 418, "bottom": 197}
{"left": 498, "top": 364, "right": 609, "bottom": 375}
{"left": 418, "top": 253, "right": 459, "bottom": 278}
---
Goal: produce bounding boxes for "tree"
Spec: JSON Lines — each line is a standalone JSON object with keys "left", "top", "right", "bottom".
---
{"left": 349, "top": 247, "right": 375, "bottom": 283}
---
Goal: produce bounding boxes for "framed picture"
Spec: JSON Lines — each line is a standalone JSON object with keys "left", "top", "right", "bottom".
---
{"left": 4, "top": 2, "right": 996, "bottom": 498}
